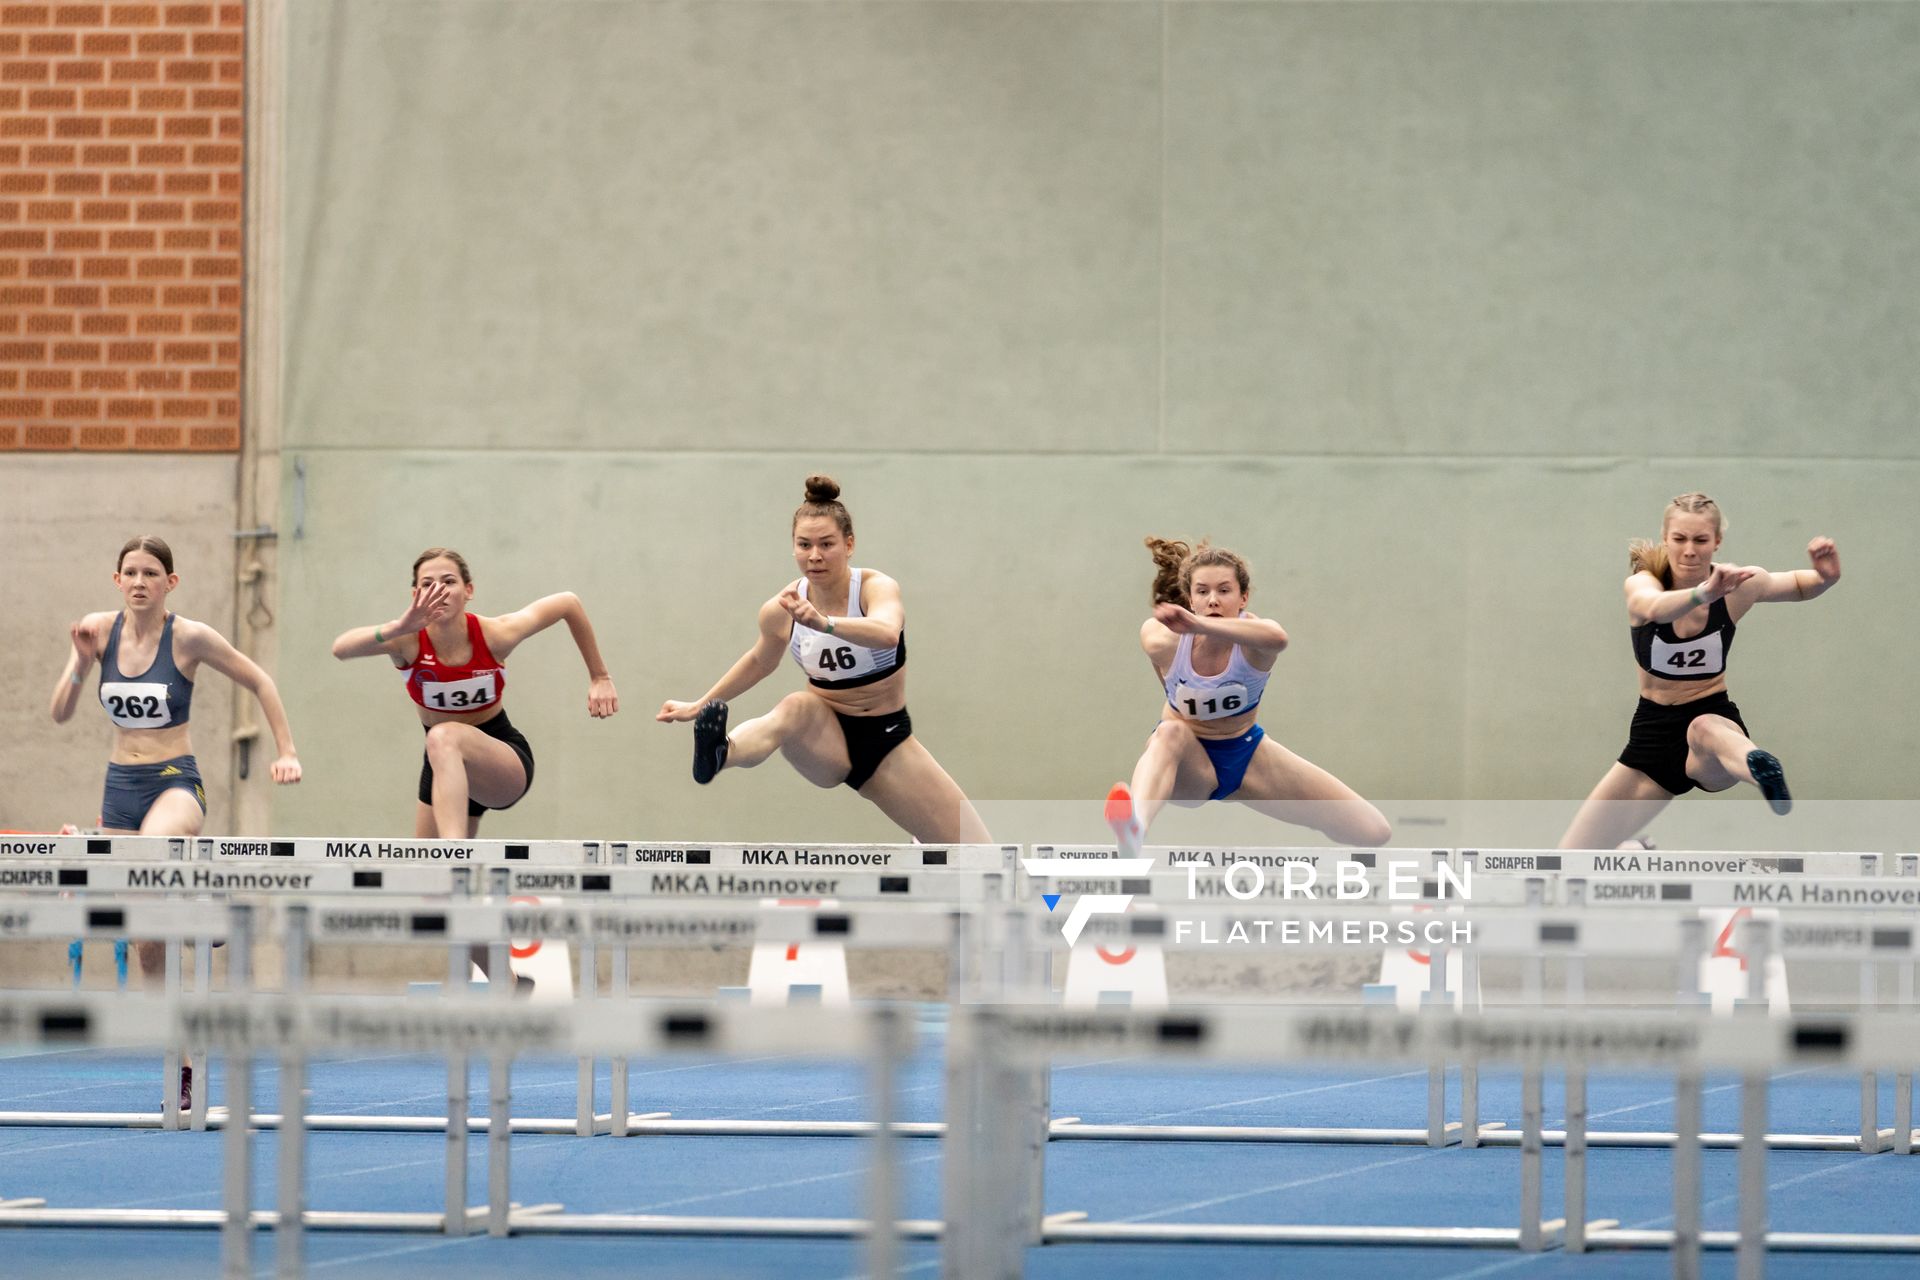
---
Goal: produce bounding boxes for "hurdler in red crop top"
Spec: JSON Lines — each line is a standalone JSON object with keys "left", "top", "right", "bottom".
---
{"left": 402, "top": 613, "right": 506, "bottom": 713}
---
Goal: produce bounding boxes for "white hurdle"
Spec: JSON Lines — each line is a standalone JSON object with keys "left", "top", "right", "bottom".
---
{"left": 7, "top": 836, "right": 1918, "bottom": 1275}
{"left": 0, "top": 987, "right": 918, "bottom": 1278}
{"left": 942, "top": 1002, "right": 1920, "bottom": 1278}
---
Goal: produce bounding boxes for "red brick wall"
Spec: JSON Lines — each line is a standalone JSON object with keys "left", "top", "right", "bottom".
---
{"left": 0, "top": 2, "right": 243, "bottom": 452}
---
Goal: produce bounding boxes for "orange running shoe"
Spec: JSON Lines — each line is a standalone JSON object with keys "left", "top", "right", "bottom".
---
{"left": 1104, "top": 782, "right": 1142, "bottom": 859}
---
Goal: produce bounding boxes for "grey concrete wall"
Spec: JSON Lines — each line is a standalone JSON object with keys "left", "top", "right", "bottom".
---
{"left": 265, "top": 1, "right": 1920, "bottom": 843}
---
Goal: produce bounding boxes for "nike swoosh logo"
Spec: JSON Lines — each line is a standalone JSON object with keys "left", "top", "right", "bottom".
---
{"left": 885, "top": 725, "right": 904, "bottom": 735}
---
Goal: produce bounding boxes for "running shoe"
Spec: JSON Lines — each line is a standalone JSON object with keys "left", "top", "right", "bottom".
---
{"left": 1104, "top": 782, "right": 1142, "bottom": 859}
{"left": 1747, "top": 750, "right": 1791, "bottom": 816}
{"left": 693, "top": 701, "right": 730, "bottom": 785}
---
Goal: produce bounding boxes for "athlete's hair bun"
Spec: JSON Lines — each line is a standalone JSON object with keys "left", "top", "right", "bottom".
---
{"left": 803, "top": 474, "right": 841, "bottom": 504}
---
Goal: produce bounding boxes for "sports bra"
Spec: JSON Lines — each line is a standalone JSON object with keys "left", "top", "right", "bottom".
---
{"left": 99, "top": 611, "right": 193, "bottom": 729}
{"left": 1632, "top": 595, "right": 1736, "bottom": 681}
{"left": 787, "top": 568, "right": 906, "bottom": 689}
{"left": 1162, "top": 618, "right": 1270, "bottom": 720}
{"left": 402, "top": 613, "right": 507, "bottom": 712}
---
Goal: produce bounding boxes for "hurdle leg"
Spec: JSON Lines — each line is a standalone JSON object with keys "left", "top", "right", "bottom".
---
{"left": 949, "top": 910, "right": 974, "bottom": 1002}
{"left": 1460, "top": 946, "right": 1481, "bottom": 1148}
{"left": 277, "top": 905, "right": 310, "bottom": 1279}
{"left": 1565, "top": 1064, "right": 1587, "bottom": 1251}
{"left": 1519, "top": 1063, "right": 1544, "bottom": 1252}
{"left": 1736, "top": 1070, "right": 1768, "bottom": 1280}
{"left": 984, "top": 1030, "right": 1029, "bottom": 1273}
{"left": 1425, "top": 942, "right": 1450, "bottom": 1149}
{"left": 488, "top": 938, "right": 512, "bottom": 1238}
{"left": 163, "top": 937, "right": 183, "bottom": 1131}
{"left": 191, "top": 935, "right": 213, "bottom": 1132}
{"left": 1860, "top": 960, "right": 1887, "bottom": 1153}
{"left": 576, "top": 938, "right": 597, "bottom": 1136}
{"left": 1898, "top": 959, "right": 1914, "bottom": 1156}
{"left": 220, "top": 905, "right": 254, "bottom": 1280}
{"left": 610, "top": 944, "right": 630, "bottom": 1137}
{"left": 1900, "top": 1074, "right": 1916, "bottom": 1156}
{"left": 942, "top": 1006, "right": 1021, "bottom": 1277}
{"left": 1025, "top": 1058, "right": 1050, "bottom": 1238}
{"left": 1565, "top": 951, "right": 1587, "bottom": 1250}
{"left": 1674, "top": 1070, "right": 1702, "bottom": 1280}
{"left": 940, "top": 1004, "right": 981, "bottom": 1276}
{"left": 444, "top": 942, "right": 470, "bottom": 1237}
{"left": 864, "top": 1005, "right": 905, "bottom": 1280}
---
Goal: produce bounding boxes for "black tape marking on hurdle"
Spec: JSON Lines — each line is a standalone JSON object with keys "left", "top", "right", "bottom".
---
{"left": 1156, "top": 1017, "right": 1206, "bottom": 1045}
{"left": 662, "top": 1013, "right": 710, "bottom": 1043}
{"left": 1792, "top": 1022, "right": 1848, "bottom": 1057}
{"left": 40, "top": 1009, "right": 89, "bottom": 1042}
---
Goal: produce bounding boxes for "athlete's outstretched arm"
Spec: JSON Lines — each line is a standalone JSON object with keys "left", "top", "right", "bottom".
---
{"left": 49, "top": 613, "right": 110, "bottom": 722}
{"left": 331, "top": 581, "right": 452, "bottom": 661}
{"left": 488, "top": 593, "right": 618, "bottom": 717}
{"left": 1624, "top": 564, "right": 1756, "bottom": 624}
{"left": 1735, "top": 537, "right": 1842, "bottom": 605}
{"left": 178, "top": 621, "right": 302, "bottom": 782}
{"left": 658, "top": 598, "right": 789, "bottom": 722}
{"left": 1151, "top": 603, "right": 1288, "bottom": 658}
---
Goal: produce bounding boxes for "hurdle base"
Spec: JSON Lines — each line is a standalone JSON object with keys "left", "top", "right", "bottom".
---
{"left": 1047, "top": 1122, "right": 1449, "bottom": 1145}
{"left": 506, "top": 1211, "right": 945, "bottom": 1239}
{"left": 1589, "top": 1228, "right": 1920, "bottom": 1253}
{"left": 1045, "top": 1220, "right": 1539, "bottom": 1247}
{"left": 1473, "top": 1127, "right": 1878, "bottom": 1152}
{"left": 0, "top": 1206, "right": 527, "bottom": 1232}
{"left": 621, "top": 1117, "right": 945, "bottom": 1138}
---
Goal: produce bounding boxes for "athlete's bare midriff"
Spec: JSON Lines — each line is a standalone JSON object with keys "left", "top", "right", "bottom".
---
{"left": 1155, "top": 701, "right": 1259, "bottom": 740}
{"left": 416, "top": 703, "right": 508, "bottom": 730}
{"left": 807, "top": 665, "right": 906, "bottom": 717}
{"left": 109, "top": 722, "right": 194, "bottom": 766}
